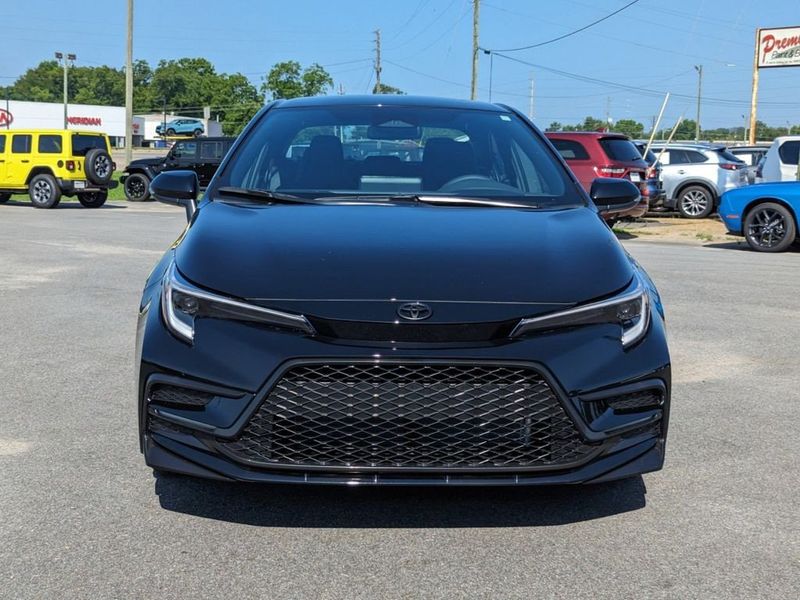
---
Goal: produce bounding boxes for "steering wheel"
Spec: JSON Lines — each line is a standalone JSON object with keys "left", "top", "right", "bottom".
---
{"left": 438, "top": 174, "right": 516, "bottom": 193}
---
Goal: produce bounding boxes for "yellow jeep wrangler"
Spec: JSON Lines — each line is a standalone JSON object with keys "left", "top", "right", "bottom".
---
{"left": 0, "top": 129, "right": 117, "bottom": 208}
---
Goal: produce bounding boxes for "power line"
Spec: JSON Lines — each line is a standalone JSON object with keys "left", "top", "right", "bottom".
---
{"left": 489, "top": 0, "right": 641, "bottom": 52}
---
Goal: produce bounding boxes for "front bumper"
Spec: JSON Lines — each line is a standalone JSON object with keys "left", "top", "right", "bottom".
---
{"left": 136, "top": 281, "right": 671, "bottom": 486}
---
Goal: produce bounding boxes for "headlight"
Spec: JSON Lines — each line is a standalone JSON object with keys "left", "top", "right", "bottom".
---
{"left": 161, "top": 262, "right": 315, "bottom": 344}
{"left": 510, "top": 277, "right": 650, "bottom": 347}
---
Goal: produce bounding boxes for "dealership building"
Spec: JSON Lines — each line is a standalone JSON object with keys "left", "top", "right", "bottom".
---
{"left": 0, "top": 100, "right": 222, "bottom": 146}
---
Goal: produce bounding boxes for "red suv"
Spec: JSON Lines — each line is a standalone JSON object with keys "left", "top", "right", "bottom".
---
{"left": 545, "top": 132, "right": 649, "bottom": 220}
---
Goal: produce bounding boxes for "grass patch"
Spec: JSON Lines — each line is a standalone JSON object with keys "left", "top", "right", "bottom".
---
{"left": 695, "top": 231, "right": 714, "bottom": 242}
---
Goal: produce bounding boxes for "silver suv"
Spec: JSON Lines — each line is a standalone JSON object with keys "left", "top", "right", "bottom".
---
{"left": 650, "top": 143, "right": 748, "bottom": 218}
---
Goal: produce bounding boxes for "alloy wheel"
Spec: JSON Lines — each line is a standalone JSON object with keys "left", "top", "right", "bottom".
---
{"left": 94, "top": 155, "right": 111, "bottom": 179}
{"left": 747, "top": 208, "right": 787, "bottom": 249}
{"left": 680, "top": 190, "right": 708, "bottom": 217}
{"left": 128, "top": 178, "right": 146, "bottom": 199}
{"left": 32, "top": 180, "right": 52, "bottom": 203}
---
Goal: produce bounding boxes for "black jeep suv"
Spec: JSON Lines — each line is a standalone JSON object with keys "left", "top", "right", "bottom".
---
{"left": 121, "top": 137, "right": 234, "bottom": 201}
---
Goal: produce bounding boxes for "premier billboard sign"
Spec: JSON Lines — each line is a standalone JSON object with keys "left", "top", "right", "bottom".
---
{"left": 758, "top": 26, "right": 800, "bottom": 68}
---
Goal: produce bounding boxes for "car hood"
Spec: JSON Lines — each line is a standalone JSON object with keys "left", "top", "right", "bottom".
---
{"left": 126, "top": 157, "right": 163, "bottom": 169}
{"left": 174, "top": 201, "right": 633, "bottom": 322}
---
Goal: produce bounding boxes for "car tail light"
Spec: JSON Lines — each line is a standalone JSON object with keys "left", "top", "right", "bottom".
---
{"left": 719, "top": 163, "right": 741, "bottom": 171}
{"left": 65, "top": 160, "right": 75, "bottom": 171}
{"left": 596, "top": 166, "right": 626, "bottom": 177}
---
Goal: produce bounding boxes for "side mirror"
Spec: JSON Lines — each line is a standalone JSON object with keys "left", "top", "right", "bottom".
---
{"left": 590, "top": 177, "right": 641, "bottom": 214}
{"left": 150, "top": 170, "right": 199, "bottom": 221}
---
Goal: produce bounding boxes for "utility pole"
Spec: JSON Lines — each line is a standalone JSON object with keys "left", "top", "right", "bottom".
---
{"left": 749, "top": 29, "right": 761, "bottom": 144}
{"left": 694, "top": 64, "right": 703, "bottom": 141}
{"left": 55, "top": 52, "right": 76, "bottom": 129}
{"left": 470, "top": 0, "right": 480, "bottom": 100}
{"left": 125, "top": 0, "right": 134, "bottom": 166}
{"left": 742, "top": 114, "right": 747, "bottom": 142}
{"left": 528, "top": 72, "right": 534, "bottom": 120}
{"left": 605, "top": 96, "right": 611, "bottom": 131}
{"left": 374, "top": 29, "right": 382, "bottom": 94}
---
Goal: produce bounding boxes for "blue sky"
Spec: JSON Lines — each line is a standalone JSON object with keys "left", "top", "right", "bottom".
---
{"left": 2, "top": 0, "right": 799, "bottom": 129}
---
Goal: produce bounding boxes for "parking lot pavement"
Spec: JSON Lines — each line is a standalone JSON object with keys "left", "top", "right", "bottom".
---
{"left": 1, "top": 203, "right": 798, "bottom": 599}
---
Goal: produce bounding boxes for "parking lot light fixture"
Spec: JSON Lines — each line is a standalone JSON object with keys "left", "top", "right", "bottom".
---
{"left": 55, "top": 52, "right": 76, "bottom": 129}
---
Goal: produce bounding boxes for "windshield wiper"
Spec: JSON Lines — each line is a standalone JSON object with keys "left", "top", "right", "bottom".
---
{"left": 216, "top": 187, "right": 311, "bottom": 204}
{"left": 386, "top": 194, "right": 536, "bottom": 209}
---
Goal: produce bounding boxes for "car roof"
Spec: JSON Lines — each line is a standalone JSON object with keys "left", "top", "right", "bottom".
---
{"left": 545, "top": 131, "right": 628, "bottom": 139}
{"left": 274, "top": 94, "right": 506, "bottom": 112}
{"left": 651, "top": 142, "right": 725, "bottom": 150}
{"left": 195, "top": 136, "right": 235, "bottom": 141}
{"left": 0, "top": 129, "right": 105, "bottom": 135}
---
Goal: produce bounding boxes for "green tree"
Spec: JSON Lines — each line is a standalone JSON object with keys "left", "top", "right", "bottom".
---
{"left": 614, "top": 119, "right": 644, "bottom": 139}
{"left": 261, "top": 61, "right": 333, "bottom": 100}
{"left": 5, "top": 60, "right": 63, "bottom": 102}
{"left": 373, "top": 82, "right": 404, "bottom": 94}
{"left": 580, "top": 116, "right": 607, "bottom": 131}
{"left": 546, "top": 121, "right": 563, "bottom": 132}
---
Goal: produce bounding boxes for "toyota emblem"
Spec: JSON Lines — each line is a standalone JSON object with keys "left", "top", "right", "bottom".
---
{"left": 397, "top": 302, "right": 432, "bottom": 321}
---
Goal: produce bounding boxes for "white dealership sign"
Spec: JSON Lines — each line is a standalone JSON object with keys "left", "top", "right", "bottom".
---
{"left": 757, "top": 26, "right": 800, "bottom": 68}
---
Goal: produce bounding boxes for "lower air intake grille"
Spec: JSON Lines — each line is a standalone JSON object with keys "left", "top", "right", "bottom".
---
{"left": 219, "top": 363, "right": 595, "bottom": 470}
{"left": 606, "top": 389, "right": 664, "bottom": 413}
{"left": 149, "top": 385, "right": 215, "bottom": 407}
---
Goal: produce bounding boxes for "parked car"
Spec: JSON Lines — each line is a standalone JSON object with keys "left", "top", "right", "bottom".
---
{"left": 649, "top": 142, "right": 748, "bottom": 218}
{"left": 719, "top": 181, "right": 800, "bottom": 252}
{"left": 729, "top": 145, "right": 769, "bottom": 184}
{"left": 121, "top": 137, "right": 235, "bottom": 201}
{"left": 545, "top": 132, "right": 649, "bottom": 221}
{"left": 760, "top": 136, "right": 800, "bottom": 182}
{"left": 137, "top": 95, "right": 671, "bottom": 486}
{"left": 633, "top": 141, "right": 666, "bottom": 208}
{"left": 155, "top": 118, "right": 205, "bottom": 137}
{"left": 0, "top": 129, "right": 116, "bottom": 208}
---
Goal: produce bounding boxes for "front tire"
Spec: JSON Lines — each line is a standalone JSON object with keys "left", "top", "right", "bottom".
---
{"left": 124, "top": 173, "right": 151, "bottom": 201}
{"left": 744, "top": 202, "right": 796, "bottom": 252}
{"left": 77, "top": 190, "right": 108, "bottom": 208}
{"left": 0, "top": 192, "right": 10, "bottom": 204}
{"left": 29, "top": 174, "right": 62, "bottom": 209}
{"left": 677, "top": 185, "right": 714, "bottom": 219}
{"left": 166, "top": 128, "right": 176, "bottom": 136}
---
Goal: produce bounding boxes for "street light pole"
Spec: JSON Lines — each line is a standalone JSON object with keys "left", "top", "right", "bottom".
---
{"left": 55, "top": 52, "right": 76, "bottom": 129}
{"left": 125, "top": 0, "right": 134, "bottom": 166}
{"left": 694, "top": 64, "right": 703, "bottom": 141}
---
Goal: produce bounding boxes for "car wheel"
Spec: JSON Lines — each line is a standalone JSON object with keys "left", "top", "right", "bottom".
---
{"left": 677, "top": 185, "right": 714, "bottom": 219}
{"left": 124, "top": 173, "right": 151, "bottom": 201}
{"left": 77, "top": 190, "right": 108, "bottom": 208}
{"left": 193, "top": 129, "right": 203, "bottom": 137}
{"left": 29, "top": 174, "right": 62, "bottom": 209}
{"left": 85, "top": 148, "right": 114, "bottom": 185}
{"left": 743, "top": 202, "right": 796, "bottom": 252}
{"left": 0, "top": 192, "right": 10, "bottom": 204}
{"left": 167, "top": 128, "right": 176, "bottom": 136}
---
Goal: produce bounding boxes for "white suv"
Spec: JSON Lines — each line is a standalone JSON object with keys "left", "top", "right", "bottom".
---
{"left": 650, "top": 143, "right": 748, "bottom": 218}
{"left": 761, "top": 136, "right": 800, "bottom": 182}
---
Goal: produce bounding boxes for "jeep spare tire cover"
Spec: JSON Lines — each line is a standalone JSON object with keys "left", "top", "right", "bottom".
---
{"left": 85, "top": 148, "right": 114, "bottom": 185}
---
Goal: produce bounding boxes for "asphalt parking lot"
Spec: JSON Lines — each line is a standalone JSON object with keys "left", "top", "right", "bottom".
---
{"left": 1, "top": 202, "right": 798, "bottom": 599}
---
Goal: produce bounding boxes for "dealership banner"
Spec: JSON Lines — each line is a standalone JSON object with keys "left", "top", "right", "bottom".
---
{"left": 758, "top": 26, "right": 800, "bottom": 68}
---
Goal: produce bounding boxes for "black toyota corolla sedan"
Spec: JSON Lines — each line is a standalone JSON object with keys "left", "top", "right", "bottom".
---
{"left": 137, "top": 95, "right": 670, "bottom": 485}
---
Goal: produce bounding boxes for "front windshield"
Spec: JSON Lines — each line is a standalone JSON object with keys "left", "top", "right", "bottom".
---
{"left": 219, "top": 105, "right": 581, "bottom": 208}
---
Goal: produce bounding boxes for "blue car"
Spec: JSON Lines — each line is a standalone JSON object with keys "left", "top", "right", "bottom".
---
{"left": 155, "top": 119, "right": 204, "bottom": 137}
{"left": 719, "top": 182, "right": 800, "bottom": 252}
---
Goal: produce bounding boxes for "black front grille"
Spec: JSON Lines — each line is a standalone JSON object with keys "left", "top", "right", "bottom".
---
{"left": 219, "top": 363, "right": 595, "bottom": 470}
{"left": 308, "top": 318, "right": 515, "bottom": 343}
{"left": 606, "top": 389, "right": 664, "bottom": 413}
{"left": 149, "top": 384, "right": 215, "bottom": 407}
